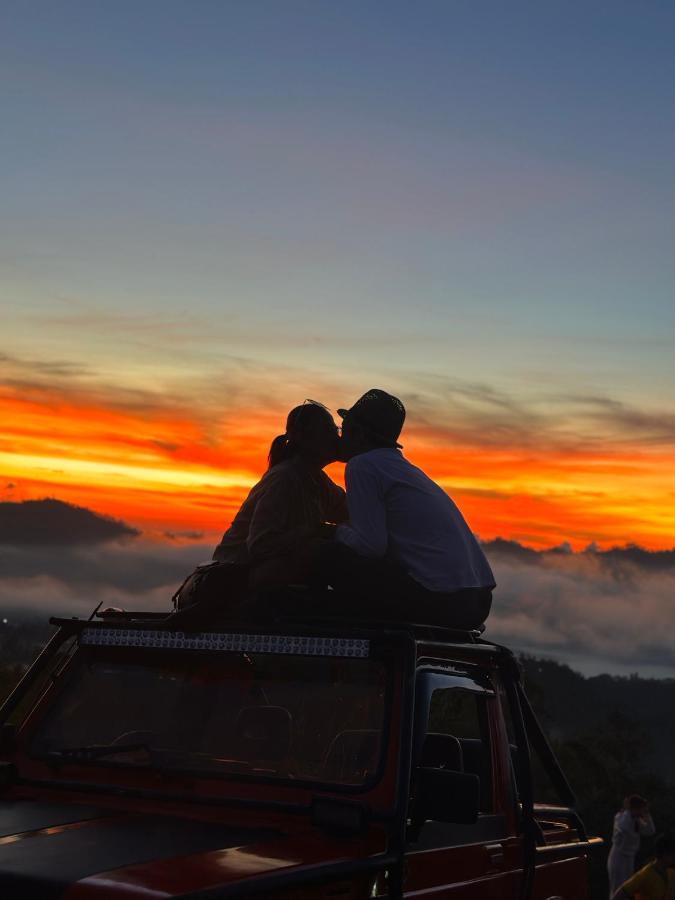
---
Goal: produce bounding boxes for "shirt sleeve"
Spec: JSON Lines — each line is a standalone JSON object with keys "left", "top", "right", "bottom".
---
{"left": 247, "top": 471, "right": 311, "bottom": 561}
{"left": 335, "top": 457, "right": 388, "bottom": 558}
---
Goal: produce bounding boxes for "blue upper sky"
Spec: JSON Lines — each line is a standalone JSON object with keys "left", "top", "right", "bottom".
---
{"left": 2, "top": 0, "right": 674, "bottom": 403}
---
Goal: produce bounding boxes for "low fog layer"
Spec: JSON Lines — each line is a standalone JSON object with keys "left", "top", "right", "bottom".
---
{"left": 486, "top": 541, "right": 675, "bottom": 677}
{"left": 1, "top": 500, "right": 673, "bottom": 677}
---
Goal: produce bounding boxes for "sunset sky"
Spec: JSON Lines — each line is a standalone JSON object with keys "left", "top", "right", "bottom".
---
{"left": 2, "top": 3, "right": 674, "bottom": 558}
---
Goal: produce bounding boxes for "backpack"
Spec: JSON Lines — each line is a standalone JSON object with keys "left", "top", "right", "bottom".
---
{"left": 171, "top": 560, "right": 250, "bottom": 613}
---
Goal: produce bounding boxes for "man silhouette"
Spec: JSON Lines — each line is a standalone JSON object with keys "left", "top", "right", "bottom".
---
{"left": 317, "top": 389, "right": 495, "bottom": 629}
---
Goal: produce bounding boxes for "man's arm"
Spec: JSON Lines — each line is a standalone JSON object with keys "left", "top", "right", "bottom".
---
{"left": 335, "top": 458, "right": 388, "bottom": 558}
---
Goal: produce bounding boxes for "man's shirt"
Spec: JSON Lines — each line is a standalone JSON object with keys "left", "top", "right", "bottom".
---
{"left": 335, "top": 448, "right": 495, "bottom": 593}
{"left": 620, "top": 862, "right": 675, "bottom": 899}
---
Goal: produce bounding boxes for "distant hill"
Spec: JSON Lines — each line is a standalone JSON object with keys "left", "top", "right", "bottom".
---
{"left": 0, "top": 498, "right": 139, "bottom": 545}
{"left": 521, "top": 655, "right": 675, "bottom": 898}
{"left": 521, "top": 655, "right": 675, "bottom": 782}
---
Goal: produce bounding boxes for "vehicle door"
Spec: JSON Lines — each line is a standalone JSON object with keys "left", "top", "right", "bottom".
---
{"left": 496, "top": 671, "right": 594, "bottom": 900}
{"left": 403, "top": 667, "right": 513, "bottom": 898}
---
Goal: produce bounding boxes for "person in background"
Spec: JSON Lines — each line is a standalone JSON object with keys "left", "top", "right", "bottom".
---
{"left": 613, "top": 832, "right": 675, "bottom": 900}
{"left": 213, "top": 401, "right": 347, "bottom": 589}
{"left": 608, "top": 794, "right": 657, "bottom": 898}
{"left": 315, "top": 388, "right": 495, "bottom": 629}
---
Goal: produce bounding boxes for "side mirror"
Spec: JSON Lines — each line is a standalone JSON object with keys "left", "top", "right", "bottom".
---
{"left": 414, "top": 767, "right": 480, "bottom": 827}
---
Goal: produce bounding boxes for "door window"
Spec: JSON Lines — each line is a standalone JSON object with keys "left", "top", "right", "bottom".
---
{"left": 410, "top": 671, "right": 506, "bottom": 849}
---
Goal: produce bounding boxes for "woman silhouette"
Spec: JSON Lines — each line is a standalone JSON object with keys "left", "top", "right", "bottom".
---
{"left": 213, "top": 401, "right": 346, "bottom": 588}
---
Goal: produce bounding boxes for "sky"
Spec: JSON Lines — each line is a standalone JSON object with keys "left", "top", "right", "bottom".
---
{"left": 1, "top": 2, "right": 674, "bottom": 674}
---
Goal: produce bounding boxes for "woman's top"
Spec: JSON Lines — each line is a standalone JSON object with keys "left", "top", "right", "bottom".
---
{"left": 213, "top": 457, "right": 347, "bottom": 566}
{"left": 610, "top": 810, "right": 656, "bottom": 858}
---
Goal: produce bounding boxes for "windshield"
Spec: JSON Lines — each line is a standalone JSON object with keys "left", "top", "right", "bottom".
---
{"left": 28, "top": 644, "right": 389, "bottom": 788}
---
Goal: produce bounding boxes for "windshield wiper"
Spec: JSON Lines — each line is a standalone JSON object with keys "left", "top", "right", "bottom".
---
{"left": 48, "top": 742, "right": 151, "bottom": 762}
{"left": 46, "top": 744, "right": 204, "bottom": 771}
{"left": 46, "top": 744, "right": 255, "bottom": 774}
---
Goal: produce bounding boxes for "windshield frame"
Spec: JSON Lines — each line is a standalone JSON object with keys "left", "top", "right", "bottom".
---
{"left": 21, "top": 635, "right": 397, "bottom": 796}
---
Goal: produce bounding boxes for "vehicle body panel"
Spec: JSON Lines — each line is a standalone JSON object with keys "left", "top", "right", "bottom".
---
{"left": 0, "top": 617, "right": 597, "bottom": 899}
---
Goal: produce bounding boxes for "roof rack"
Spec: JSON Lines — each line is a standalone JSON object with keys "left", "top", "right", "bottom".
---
{"left": 49, "top": 610, "right": 492, "bottom": 648}
{"left": 97, "top": 609, "right": 172, "bottom": 621}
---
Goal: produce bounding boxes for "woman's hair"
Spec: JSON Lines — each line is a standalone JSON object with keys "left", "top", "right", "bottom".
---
{"left": 267, "top": 403, "right": 330, "bottom": 469}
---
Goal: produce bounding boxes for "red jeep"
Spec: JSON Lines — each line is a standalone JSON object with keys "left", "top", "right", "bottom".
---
{"left": 0, "top": 609, "right": 599, "bottom": 898}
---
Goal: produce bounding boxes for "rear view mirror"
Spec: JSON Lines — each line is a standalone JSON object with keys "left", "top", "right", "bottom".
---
{"left": 415, "top": 767, "right": 480, "bottom": 826}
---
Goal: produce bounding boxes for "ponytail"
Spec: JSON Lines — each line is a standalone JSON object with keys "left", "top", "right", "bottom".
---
{"left": 267, "top": 433, "right": 295, "bottom": 469}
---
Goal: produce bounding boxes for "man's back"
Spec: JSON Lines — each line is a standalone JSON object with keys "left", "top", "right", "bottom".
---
{"left": 337, "top": 448, "right": 495, "bottom": 594}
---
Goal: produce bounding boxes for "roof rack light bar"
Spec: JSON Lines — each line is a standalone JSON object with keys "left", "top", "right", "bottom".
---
{"left": 80, "top": 628, "right": 370, "bottom": 658}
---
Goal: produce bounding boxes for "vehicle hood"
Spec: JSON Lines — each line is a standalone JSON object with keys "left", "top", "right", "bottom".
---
{"left": 0, "top": 798, "right": 385, "bottom": 899}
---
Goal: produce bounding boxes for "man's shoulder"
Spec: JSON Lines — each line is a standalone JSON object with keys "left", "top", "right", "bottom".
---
{"left": 345, "top": 453, "right": 379, "bottom": 482}
{"left": 347, "top": 448, "right": 401, "bottom": 470}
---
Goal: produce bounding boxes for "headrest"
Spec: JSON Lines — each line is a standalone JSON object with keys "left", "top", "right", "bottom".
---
{"left": 420, "top": 732, "right": 464, "bottom": 771}
{"left": 324, "top": 729, "right": 380, "bottom": 782}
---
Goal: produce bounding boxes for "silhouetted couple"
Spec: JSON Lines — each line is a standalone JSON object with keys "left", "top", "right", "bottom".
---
{"left": 212, "top": 389, "right": 494, "bottom": 630}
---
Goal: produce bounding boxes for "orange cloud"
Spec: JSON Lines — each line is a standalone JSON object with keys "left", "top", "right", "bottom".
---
{"left": 2, "top": 371, "right": 674, "bottom": 551}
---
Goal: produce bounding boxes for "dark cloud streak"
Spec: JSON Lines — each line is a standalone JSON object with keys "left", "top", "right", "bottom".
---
{"left": 0, "top": 351, "right": 89, "bottom": 379}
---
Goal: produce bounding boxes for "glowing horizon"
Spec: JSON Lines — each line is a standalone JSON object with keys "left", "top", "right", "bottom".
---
{"left": 2, "top": 377, "right": 673, "bottom": 551}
